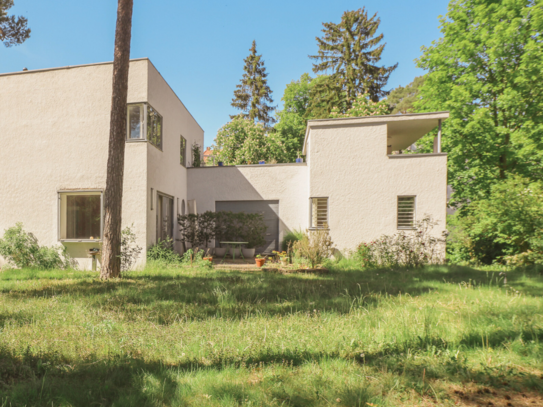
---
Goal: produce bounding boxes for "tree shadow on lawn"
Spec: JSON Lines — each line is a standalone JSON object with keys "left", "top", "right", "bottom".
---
{"left": 2, "top": 265, "right": 542, "bottom": 323}
{"left": 1, "top": 326, "right": 542, "bottom": 407}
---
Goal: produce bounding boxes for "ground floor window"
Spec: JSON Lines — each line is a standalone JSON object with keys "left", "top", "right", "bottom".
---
{"left": 397, "top": 196, "right": 416, "bottom": 229}
{"left": 310, "top": 197, "right": 328, "bottom": 228}
{"left": 59, "top": 191, "right": 103, "bottom": 240}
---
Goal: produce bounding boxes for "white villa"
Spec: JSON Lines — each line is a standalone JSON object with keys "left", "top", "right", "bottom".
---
{"left": 0, "top": 59, "right": 448, "bottom": 269}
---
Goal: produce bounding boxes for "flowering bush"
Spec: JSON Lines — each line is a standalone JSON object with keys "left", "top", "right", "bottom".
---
{"left": 355, "top": 217, "right": 446, "bottom": 268}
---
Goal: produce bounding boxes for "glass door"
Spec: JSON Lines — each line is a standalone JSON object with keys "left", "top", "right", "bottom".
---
{"left": 157, "top": 193, "right": 174, "bottom": 243}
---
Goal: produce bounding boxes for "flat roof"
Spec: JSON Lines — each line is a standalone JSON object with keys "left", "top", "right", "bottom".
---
{"left": 303, "top": 111, "right": 449, "bottom": 154}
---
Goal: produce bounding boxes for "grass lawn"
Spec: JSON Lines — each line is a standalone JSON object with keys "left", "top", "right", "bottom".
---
{"left": 0, "top": 263, "right": 542, "bottom": 406}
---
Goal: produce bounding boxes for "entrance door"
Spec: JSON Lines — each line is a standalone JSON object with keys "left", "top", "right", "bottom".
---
{"left": 157, "top": 193, "right": 174, "bottom": 243}
{"left": 215, "top": 200, "right": 279, "bottom": 253}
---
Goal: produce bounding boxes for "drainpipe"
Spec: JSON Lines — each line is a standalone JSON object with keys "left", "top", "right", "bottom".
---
{"left": 437, "top": 119, "right": 442, "bottom": 153}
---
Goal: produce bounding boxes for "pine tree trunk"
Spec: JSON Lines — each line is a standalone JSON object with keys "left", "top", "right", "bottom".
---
{"left": 101, "top": 0, "right": 134, "bottom": 279}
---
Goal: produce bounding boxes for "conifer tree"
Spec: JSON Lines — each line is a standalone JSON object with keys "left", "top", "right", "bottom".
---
{"left": 0, "top": 0, "right": 30, "bottom": 47}
{"left": 231, "top": 40, "right": 276, "bottom": 126}
{"left": 309, "top": 8, "right": 397, "bottom": 111}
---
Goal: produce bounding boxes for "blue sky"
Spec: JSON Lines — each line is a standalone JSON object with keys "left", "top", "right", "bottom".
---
{"left": 1, "top": 0, "right": 449, "bottom": 147}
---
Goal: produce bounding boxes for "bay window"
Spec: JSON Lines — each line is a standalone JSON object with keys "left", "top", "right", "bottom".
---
{"left": 126, "top": 103, "right": 163, "bottom": 150}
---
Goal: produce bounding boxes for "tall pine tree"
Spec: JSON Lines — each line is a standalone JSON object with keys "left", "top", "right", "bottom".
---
{"left": 309, "top": 8, "right": 397, "bottom": 115}
{"left": 0, "top": 0, "right": 31, "bottom": 47}
{"left": 231, "top": 40, "right": 276, "bottom": 126}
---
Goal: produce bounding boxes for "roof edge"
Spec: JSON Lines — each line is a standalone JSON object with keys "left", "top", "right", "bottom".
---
{"left": 0, "top": 58, "right": 150, "bottom": 77}
{"left": 302, "top": 111, "right": 450, "bottom": 155}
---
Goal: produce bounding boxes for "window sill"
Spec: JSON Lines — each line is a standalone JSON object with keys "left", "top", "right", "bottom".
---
{"left": 397, "top": 227, "right": 416, "bottom": 231}
{"left": 308, "top": 227, "right": 330, "bottom": 231}
{"left": 60, "top": 239, "right": 102, "bottom": 243}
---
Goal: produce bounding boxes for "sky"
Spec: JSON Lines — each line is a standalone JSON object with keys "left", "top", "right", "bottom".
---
{"left": 1, "top": 0, "right": 449, "bottom": 147}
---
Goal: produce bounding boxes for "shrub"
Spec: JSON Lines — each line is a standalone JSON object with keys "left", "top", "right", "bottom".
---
{"left": 355, "top": 216, "right": 445, "bottom": 268}
{"left": 147, "top": 237, "right": 181, "bottom": 264}
{"left": 0, "top": 223, "right": 74, "bottom": 270}
{"left": 450, "top": 175, "right": 543, "bottom": 264}
{"left": 292, "top": 228, "right": 335, "bottom": 268}
{"left": 119, "top": 224, "right": 142, "bottom": 271}
{"left": 181, "top": 248, "right": 213, "bottom": 268}
{"left": 178, "top": 211, "right": 267, "bottom": 250}
{"left": 281, "top": 229, "right": 304, "bottom": 252}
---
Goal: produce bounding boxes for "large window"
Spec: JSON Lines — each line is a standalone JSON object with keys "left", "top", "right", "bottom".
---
{"left": 397, "top": 196, "right": 416, "bottom": 229}
{"left": 59, "top": 191, "right": 103, "bottom": 241}
{"left": 127, "top": 103, "right": 163, "bottom": 150}
{"left": 310, "top": 197, "right": 328, "bottom": 228}
{"left": 157, "top": 193, "right": 174, "bottom": 242}
{"left": 180, "top": 135, "right": 187, "bottom": 167}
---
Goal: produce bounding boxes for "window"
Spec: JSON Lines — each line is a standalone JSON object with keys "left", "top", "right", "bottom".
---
{"left": 310, "top": 197, "right": 328, "bottom": 228}
{"left": 59, "top": 191, "right": 103, "bottom": 241}
{"left": 397, "top": 196, "right": 416, "bottom": 229}
{"left": 147, "top": 105, "right": 163, "bottom": 149}
{"left": 180, "top": 135, "right": 187, "bottom": 167}
{"left": 128, "top": 104, "right": 144, "bottom": 139}
{"left": 126, "top": 103, "right": 163, "bottom": 150}
{"left": 157, "top": 193, "right": 174, "bottom": 242}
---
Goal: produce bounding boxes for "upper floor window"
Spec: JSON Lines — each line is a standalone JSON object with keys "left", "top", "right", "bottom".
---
{"left": 127, "top": 103, "right": 163, "bottom": 150}
{"left": 180, "top": 135, "right": 187, "bottom": 167}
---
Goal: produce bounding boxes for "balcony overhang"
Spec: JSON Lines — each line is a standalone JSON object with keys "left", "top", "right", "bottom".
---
{"left": 303, "top": 111, "right": 449, "bottom": 155}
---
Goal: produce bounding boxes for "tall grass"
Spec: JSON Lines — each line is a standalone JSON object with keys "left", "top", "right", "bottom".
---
{"left": 0, "top": 263, "right": 541, "bottom": 406}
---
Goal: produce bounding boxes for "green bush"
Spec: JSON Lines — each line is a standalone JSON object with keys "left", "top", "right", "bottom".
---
{"left": 146, "top": 237, "right": 181, "bottom": 264}
{"left": 281, "top": 229, "right": 304, "bottom": 252}
{"left": 451, "top": 175, "right": 543, "bottom": 265}
{"left": 292, "top": 228, "right": 335, "bottom": 268}
{"left": 119, "top": 224, "right": 142, "bottom": 271}
{"left": 0, "top": 223, "right": 74, "bottom": 270}
{"left": 178, "top": 211, "right": 267, "bottom": 250}
{"left": 354, "top": 217, "right": 446, "bottom": 268}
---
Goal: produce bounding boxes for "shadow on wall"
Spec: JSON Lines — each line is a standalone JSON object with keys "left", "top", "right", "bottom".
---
{"left": 188, "top": 166, "right": 306, "bottom": 251}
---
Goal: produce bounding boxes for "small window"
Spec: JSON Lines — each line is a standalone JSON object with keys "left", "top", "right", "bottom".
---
{"left": 397, "top": 196, "right": 416, "bottom": 229}
{"left": 147, "top": 105, "right": 163, "bottom": 150}
{"left": 126, "top": 103, "right": 163, "bottom": 150}
{"left": 310, "top": 197, "right": 328, "bottom": 228}
{"left": 59, "top": 192, "right": 102, "bottom": 241}
{"left": 180, "top": 136, "right": 187, "bottom": 167}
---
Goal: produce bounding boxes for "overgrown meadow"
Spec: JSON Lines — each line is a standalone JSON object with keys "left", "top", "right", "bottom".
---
{"left": 0, "top": 262, "right": 542, "bottom": 406}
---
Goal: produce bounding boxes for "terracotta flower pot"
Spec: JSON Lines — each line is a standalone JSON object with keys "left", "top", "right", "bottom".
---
{"left": 255, "top": 258, "right": 265, "bottom": 267}
{"left": 203, "top": 257, "right": 213, "bottom": 263}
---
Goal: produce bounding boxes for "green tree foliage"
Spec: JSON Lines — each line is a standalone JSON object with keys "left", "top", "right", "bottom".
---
{"left": 305, "top": 74, "right": 347, "bottom": 119}
{"left": 416, "top": 0, "right": 543, "bottom": 206}
{"left": 387, "top": 76, "right": 425, "bottom": 114}
{"left": 212, "top": 117, "right": 285, "bottom": 165}
{"left": 448, "top": 176, "right": 543, "bottom": 265}
{"left": 0, "top": 0, "right": 30, "bottom": 47}
{"left": 330, "top": 92, "right": 389, "bottom": 118}
{"left": 309, "top": 8, "right": 397, "bottom": 115}
{"left": 273, "top": 73, "right": 313, "bottom": 162}
{"left": 231, "top": 40, "right": 276, "bottom": 127}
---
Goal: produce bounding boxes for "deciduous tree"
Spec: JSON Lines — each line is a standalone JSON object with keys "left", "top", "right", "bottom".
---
{"left": 416, "top": 0, "right": 543, "bottom": 207}
{"left": 101, "top": 0, "right": 134, "bottom": 279}
{"left": 213, "top": 117, "right": 285, "bottom": 165}
{"left": 0, "top": 0, "right": 30, "bottom": 47}
{"left": 387, "top": 76, "right": 425, "bottom": 114}
{"left": 231, "top": 40, "right": 276, "bottom": 127}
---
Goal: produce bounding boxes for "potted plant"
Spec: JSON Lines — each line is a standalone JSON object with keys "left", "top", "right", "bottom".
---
{"left": 203, "top": 249, "right": 214, "bottom": 263}
{"left": 255, "top": 254, "right": 265, "bottom": 267}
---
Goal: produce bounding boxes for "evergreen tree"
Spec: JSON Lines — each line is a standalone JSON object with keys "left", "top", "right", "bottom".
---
{"left": 309, "top": 8, "right": 397, "bottom": 112}
{"left": 0, "top": 0, "right": 30, "bottom": 47}
{"left": 387, "top": 76, "right": 425, "bottom": 114}
{"left": 231, "top": 40, "right": 276, "bottom": 126}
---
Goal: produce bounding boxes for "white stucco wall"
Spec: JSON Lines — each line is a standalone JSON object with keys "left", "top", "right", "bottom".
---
{"left": 187, "top": 164, "right": 309, "bottom": 246}
{"left": 145, "top": 62, "right": 204, "bottom": 252}
{"left": 0, "top": 59, "right": 203, "bottom": 269}
{"left": 308, "top": 123, "right": 447, "bottom": 252}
